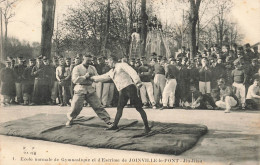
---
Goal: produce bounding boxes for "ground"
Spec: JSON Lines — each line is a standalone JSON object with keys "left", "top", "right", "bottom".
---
{"left": 0, "top": 105, "right": 259, "bottom": 165}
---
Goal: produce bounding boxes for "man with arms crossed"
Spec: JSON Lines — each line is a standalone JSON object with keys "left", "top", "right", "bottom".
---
{"left": 91, "top": 55, "right": 151, "bottom": 133}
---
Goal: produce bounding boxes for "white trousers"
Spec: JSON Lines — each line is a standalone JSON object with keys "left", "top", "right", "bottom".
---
{"left": 199, "top": 81, "right": 211, "bottom": 94}
{"left": 216, "top": 96, "right": 237, "bottom": 110}
{"left": 162, "top": 79, "right": 177, "bottom": 107}
{"left": 232, "top": 82, "right": 246, "bottom": 104}
{"left": 140, "top": 82, "right": 155, "bottom": 105}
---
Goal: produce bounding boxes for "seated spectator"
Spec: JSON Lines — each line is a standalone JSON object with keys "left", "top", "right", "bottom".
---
{"left": 183, "top": 84, "right": 216, "bottom": 109}
{"left": 215, "top": 78, "right": 239, "bottom": 113}
{"left": 246, "top": 79, "right": 260, "bottom": 110}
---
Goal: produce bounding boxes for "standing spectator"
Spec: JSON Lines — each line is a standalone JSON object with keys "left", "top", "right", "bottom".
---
{"left": 188, "top": 59, "right": 199, "bottom": 89}
{"left": 231, "top": 59, "right": 247, "bottom": 109}
{"left": 70, "top": 56, "right": 81, "bottom": 97}
{"left": 56, "top": 58, "right": 71, "bottom": 106}
{"left": 101, "top": 57, "right": 115, "bottom": 108}
{"left": 51, "top": 57, "right": 60, "bottom": 105}
{"left": 138, "top": 57, "right": 156, "bottom": 109}
{"left": 199, "top": 58, "right": 212, "bottom": 94}
{"left": 253, "top": 47, "right": 259, "bottom": 58}
{"left": 215, "top": 78, "right": 238, "bottom": 113}
{"left": 178, "top": 57, "right": 189, "bottom": 106}
{"left": 31, "top": 57, "right": 49, "bottom": 105}
{"left": 247, "top": 58, "right": 259, "bottom": 85}
{"left": 14, "top": 56, "right": 26, "bottom": 104}
{"left": 153, "top": 56, "right": 166, "bottom": 107}
{"left": 0, "top": 61, "right": 16, "bottom": 106}
{"left": 22, "top": 58, "right": 36, "bottom": 105}
{"left": 212, "top": 57, "right": 226, "bottom": 89}
{"left": 160, "top": 58, "right": 179, "bottom": 109}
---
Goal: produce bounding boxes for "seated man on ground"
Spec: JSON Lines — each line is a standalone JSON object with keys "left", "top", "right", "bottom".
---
{"left": 215, "top": 78, "right": 239, "bottom": 113}
{"left": 183, "top": 84, "right": 217, "bottom": 109}
{"left": 246, "top": 79, "right": 260, "bottom": 110}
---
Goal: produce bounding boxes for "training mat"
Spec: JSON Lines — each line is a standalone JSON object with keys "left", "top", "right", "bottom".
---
{"left": 0, "top": 113, "right": 207, "bottom": 155}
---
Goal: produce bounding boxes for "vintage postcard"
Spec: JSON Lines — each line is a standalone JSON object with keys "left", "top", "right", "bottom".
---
{"left": 0, "top": 0, "right": 259, "bottom": 164}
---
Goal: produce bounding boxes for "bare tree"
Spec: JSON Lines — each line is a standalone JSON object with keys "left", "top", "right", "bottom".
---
{"left": 41, "top": 0, "right": 56, "bottom": 58}
{"left": 140, "top": 0, "right": 147, "bottom": 57}
{"left": 0, "top": 0, "right": 17, "bottom": 42}
{"left": 188, "top": 0, "right": 201, "bottom": 59}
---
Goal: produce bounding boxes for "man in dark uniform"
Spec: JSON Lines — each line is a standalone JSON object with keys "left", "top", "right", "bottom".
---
{"left": 31, "top": 57, "right": 50, "bottom": 105}
{"left": 22, "top": 58, "right": 36, "bottom": 105}
{"left": 178, "top": 57, "right": 190, "bottom": 106}
{"left": 14, "top": 56, "right": 26, "bottom": 104}
{"left": 51, "top": 57, "right": 60, "bottom": 105}
{"left": 0, "top": 60, "right": 16, "bottom": 106}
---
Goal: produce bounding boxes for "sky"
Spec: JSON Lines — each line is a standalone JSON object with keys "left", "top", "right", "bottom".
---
{"left": 4, "top": 0, "right": 260, "bottom": 45}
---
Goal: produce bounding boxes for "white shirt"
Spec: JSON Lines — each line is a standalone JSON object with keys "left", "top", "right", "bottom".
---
{"left": 72, "top": 64, "right": 98, "bottom": 94}
{"left": 93, "top": 63, "right": 141, "bottom": 91}
{"left": 246, "top": 84, "right": 260, "bottom": 99}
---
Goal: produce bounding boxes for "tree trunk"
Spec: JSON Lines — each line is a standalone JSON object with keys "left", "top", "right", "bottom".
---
{"left": 188, "top": 0, "right": 201, "bottom": 59}
{"left": 140, "top": 0, "right": 147, "bottom": 57}
{"left": 102, "top": 0, "right": 110, "bottom": 56}
{"left": 41, "top": 0, "right": 56, "bottom": 58}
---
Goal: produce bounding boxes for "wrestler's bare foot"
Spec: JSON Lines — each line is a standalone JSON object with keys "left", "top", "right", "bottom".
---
{"left": 106, "top": 125, "right": 119, "bottom": 130}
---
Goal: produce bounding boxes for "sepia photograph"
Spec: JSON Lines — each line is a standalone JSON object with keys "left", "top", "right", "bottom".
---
{"left": 0, "top": 0, "right": 259, "bottom": 164}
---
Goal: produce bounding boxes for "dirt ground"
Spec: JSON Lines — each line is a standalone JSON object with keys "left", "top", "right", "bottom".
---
{"left": 0, "top": 105, "right": 259, "bottom": 165}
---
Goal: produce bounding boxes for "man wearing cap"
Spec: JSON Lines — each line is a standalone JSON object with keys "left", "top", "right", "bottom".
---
{"left": 231, "top": 59, "right": 247, "bottom": 109}
{"left": 178, "top": 57, "right": 190, "bottom": 106}
{"left": 160, "top": 57, "right": 179, "bottom": 109}
{"left": 31, "top": 57, "right": 50, "bottom": 105}
{"left": 14, "top": 56, "right": 26, "bottom": 104}
{"left": 50, "top": 57, "right": 60, "bottom": 105}
{"left": 66, "top": 54, "right": 112, "bottom": 128}
{"left": 198, "top": 57, "right": 212, "bottom": 95}
{"left": 91, "top": 55, "right": 151, "bottom": 133}
{"left": 0, "top": 60, "right": 16, "bottom": 106}
{"left": 153, "top": 56, "right": 166, "bottom": 107}
{"left": 22, "top": 58, "right": 36, "bottom": 105}
{"left": 138, "top": 57, "right": 156, "bottom": 109}
{"left": 56, "top": 58, "right": 71, "bottom": 106}
{"left": 216, "top": 78, "right": 239, "bottom": 113}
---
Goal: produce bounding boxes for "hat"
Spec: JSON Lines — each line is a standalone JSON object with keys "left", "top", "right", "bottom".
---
{"left": 29, "top": 58, "right": 35, "bottom": 62}
{"left": 18, "top": 56, "right": 23, "bottom": 60}
{"left": 66, "top": 57, "right": 71, "bottom": 60}
{"left": 140, "top": 56, "right": 146, "bottom": 61}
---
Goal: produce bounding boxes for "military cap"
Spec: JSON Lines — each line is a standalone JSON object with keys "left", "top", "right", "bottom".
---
{"left": 29, "top": 58, "right": 35, "bottom": 62}
{"left": 66, "top": 57, "right": 71, "bottom": 60}
{"left": 37, "top": 56, "right": 43, "bottom": 60}
{"left": 245, "top": 43, "right": 250, "bottom": 48}
{"left": 18, "top": 56, "right": 24, "bottom": 59}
